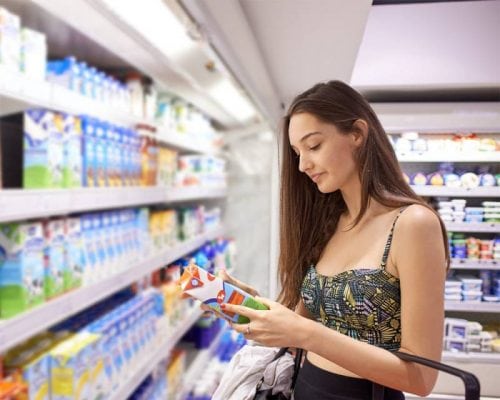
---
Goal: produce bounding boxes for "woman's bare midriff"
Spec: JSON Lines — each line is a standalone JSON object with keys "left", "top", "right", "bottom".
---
{"left": 307, "top": 351, "right": 362, "bottom": 378}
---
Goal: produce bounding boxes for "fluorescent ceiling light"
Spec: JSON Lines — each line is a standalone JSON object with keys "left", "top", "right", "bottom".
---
{"left": 209, "top": 79, "right": 256, "bottom": 122}
{"left": 101, "top": 0, "right": 196, "bottom": 59}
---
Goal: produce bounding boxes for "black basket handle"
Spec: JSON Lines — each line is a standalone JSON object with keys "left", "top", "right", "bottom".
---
{"left": 392, "top": 351, "right": 481, "bottom": 400}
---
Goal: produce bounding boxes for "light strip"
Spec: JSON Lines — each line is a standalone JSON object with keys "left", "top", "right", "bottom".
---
{"left": 101, "top": 0, "right": 196, "bottom": 58}
{"left": 209, "top": 79, "right": 256, "bottom": 122}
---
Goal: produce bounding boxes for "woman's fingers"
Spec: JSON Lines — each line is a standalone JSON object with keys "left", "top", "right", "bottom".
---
{"left": 220, "top": 269, "right": 259, "bottom": 297}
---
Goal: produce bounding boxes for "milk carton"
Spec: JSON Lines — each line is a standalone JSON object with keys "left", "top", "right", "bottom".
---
{"left": 24, "top": 109, "right": 63, "bottom": 188}
{"left": 92, "top": 214, "right": 107, "bottom": 279}
{"left": 63, "top": 114, "right": 83, "bottom": 188}
{"left": 4, "top": 348, "right": 50, "bottom": 400}
{"left": 0, "top": 222, "right": 45, "bottom": 318}
{"left": 64, "top": 218, "right": 84, "bottom": 290}
{"left": 43, "top": 219, "right": 66, "bottom": 299}
{"left": 110, "top": 212, "right": 124, "bottom": 271}
{"left": 80, "top": 215, "right": 97, "bottom": 286}
{"left": 179, "top": 264, "right": 268, "bottom": 324}
{"left": 94, "top": 121, "right": 107, "bottom": 187}
{"left": 46, "top": 56, "right": 81, "bottom": 92}
{"left": 0, "top": 7, "right": 21, "bottom": 72}
{"left": 50, "top": 333, "right": 100, "bottom": 400}
{"left": 20, "top": 27, "right": 47, "bottom": 80}
{"left": 81, "top": 116, "right": 96, "bottom": 187}
{"left": 101, "top": 212, "right": 116, "bottom": 275}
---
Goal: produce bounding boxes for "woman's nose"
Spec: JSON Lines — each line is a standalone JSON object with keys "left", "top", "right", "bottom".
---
{"left": 298, "top": 154, "right": 312, "bottom": 173}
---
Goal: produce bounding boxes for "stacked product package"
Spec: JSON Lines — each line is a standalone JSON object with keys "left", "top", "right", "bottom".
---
{"left": 444, "top": 318, "right": 500, "bottom": 354}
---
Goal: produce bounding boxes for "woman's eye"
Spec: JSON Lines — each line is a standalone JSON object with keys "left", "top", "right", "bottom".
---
{"left": 309, "top": 144, "right": 321, "bottom": 151}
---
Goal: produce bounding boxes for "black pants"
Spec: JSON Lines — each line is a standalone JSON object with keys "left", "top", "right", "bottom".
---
{"left": 294, "top": 357, "right": 405, "bottom": 400}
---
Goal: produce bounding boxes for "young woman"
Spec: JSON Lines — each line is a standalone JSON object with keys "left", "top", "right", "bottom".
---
{"left": 219, "top": 80, "right": 448, "bottom": 399}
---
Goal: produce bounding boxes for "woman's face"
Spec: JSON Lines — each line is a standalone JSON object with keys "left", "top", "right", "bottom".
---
{"left": 288, "top": 112, "right": 360, "bottom": 193}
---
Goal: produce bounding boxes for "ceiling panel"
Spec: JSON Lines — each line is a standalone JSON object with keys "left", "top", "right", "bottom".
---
{"left": 240, "top": 0, "right": 372, "bottom": 105}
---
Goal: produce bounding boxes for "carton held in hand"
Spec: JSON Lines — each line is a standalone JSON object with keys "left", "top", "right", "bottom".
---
{"left": 179, "top": 264, "right": 268, "bottom": 324}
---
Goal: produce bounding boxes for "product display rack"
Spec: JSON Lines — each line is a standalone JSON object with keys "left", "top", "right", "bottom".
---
{"left": 0, "top": 186, "right": 228, "bottom": 223}
{"left": 412, "top": 186, "right": 500, "bottom": 198}
{"left": 380, "top": 102, "right": 500, "bottom": 398}
{"left": 0, "top": 69, "right": 219, "bottom": 154}
{"left": 0, "top": 226, "right": 224, "bottom": 354}
{"left": 109, "top": 307, "right": 204, "bottom": 400}
{"left": 444, "top": 302, "right": 500, "bottom": 313}
{"left": 450, "top": 259, "right": 499, "bottom": 271}
{"left": 397, "top": 153, "right": 499, "bottom": 163}
{"left": 445, "top": 222, "right": 499, "bottom": 233}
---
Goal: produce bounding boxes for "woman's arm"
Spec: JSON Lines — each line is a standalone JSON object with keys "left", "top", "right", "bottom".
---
{"left": 223, "top": 205, "right": 446, "bottom": 396}
{"left": 295, "top": 299, "right": 314, "bottom": 319}
{"left": 302, "top": 205, "right": 447, "bottom": 396}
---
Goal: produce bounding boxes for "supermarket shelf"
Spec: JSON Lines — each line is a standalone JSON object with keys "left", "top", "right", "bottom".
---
{"left": 109, "top": 307, "right": 203, "bottom": 400}
{"left": 451, "top": 259, "right": 500, "bottom": 270}
{"left": 0, "top": 227, "right": 224, "bottom": 354}
{"left": 0, "top": 67, "right": 141, "bottom": 125}
{"left": 412, "top": 186, "right": 500, "bottom": 198}
{"left": 148, "top": 129, "right": 219, "bottom": 155}
{"left": 445, "top": 222, "right": 500, "bottom": 233}
{"left": 445, "top": 302, "right": 500, "bottom": 313}
{"left": 442, "top": 351, "right": 500, "bottom": 364}
{"left": 177, "top": 326, "right": 227, "bottom": 400}
{"left": 397, "top": 152, "right": 500, "bottom": 162}
{"left": 0, "top": 186, "right": 227, "bottom": 223}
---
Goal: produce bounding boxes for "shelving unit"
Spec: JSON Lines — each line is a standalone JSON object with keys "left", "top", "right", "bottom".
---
{"left": 397, "top": 152, "right": 499, "bottom": 163}
{"left": 450, "top": 259, "right": 499, "bottom": 270}
{"left": 445, "top": 222, "right": 499, "bottom": 233}
{"left": 0, "top": 226, "right": 224, "bottom": 354}
{"left": 0, "top": 186, "right": 227, "bottom": 223}
{"left": 445, "top": 302, "right": 500, "bottom": 313}
{"left": 0, "top": 67, "right": 140, "bottom": 125}
{"left": 110, "top": 307, "right": 204, "bottom": 400}
{"left": 412, "top": 186, "right": 500, "bottom": 198}
{"left": 379, "top": 103, "right": 500, "bottom": 399}
{"left": 442, "top": 351, "right": 500, "bottom": 364}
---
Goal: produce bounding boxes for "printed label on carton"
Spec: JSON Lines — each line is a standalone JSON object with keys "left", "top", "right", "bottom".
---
{"left": 63, "top": 115, "right": 83, "bottom": 188}
{"left": 180, "top": 264, "right": 268, "bottom": 324}
{"left": 0, "top": 222, "right": 45, "bottom": 318}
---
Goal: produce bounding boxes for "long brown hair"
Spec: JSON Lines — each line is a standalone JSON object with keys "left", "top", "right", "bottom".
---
{"left": 277, "top": 80, "right": 450, "bottom": 309}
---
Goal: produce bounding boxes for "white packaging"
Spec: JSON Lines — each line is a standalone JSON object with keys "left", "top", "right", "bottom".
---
{"left": 20, "top": 28, "right": 47, "bottom": 80}
{"left": 444, "top": 318, "right": 468, "bottom": 339}
{"left": 0, "top": 7, "right": 21, "bottom": 72}
{"left": 462, "top": 290, "right": 483, "bottom": 302}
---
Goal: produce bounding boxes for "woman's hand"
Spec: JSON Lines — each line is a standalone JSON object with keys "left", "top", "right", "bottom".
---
{"left": 221, "top": 296, "right": 313, "bottom": 349}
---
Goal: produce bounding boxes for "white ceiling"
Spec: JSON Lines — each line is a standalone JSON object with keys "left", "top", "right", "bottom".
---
{"left": 182, "top": 0, "right": 500, "bottom": 125}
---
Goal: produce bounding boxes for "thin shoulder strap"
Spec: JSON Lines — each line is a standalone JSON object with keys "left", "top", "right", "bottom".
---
{"left": 380, "top": 206, "right": 408, "bottom": 270}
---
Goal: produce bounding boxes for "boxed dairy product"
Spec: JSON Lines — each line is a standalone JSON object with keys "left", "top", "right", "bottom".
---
{"left": 50, "top": 332, "right": 100, "bottom": 400}
{"left": 110, "top": 212, "right": 124, "bottom": 269}
{"left": 101, "top": 212, "right": 117, "bottom": 275}
{"left": 43, "top": 219, "right": 66, "bottom": 299}
{"left": 46, "top": 56, "right": 81, "bottom": 92}
{"left": 20, "top": 27, "right": 47, "bottom": 80}
{"left": 0, "top": 7, "right": 21, "bottom": 72}
{"left": 64, "top": 218, "right": 84, "bottom": 290}
{"left": 92, "top": 214, "right": 107, "bottom": 280}
{"left": 62, "top": 114, "right": 83, "bottom": 188}
{"left": 81, "top": 117, "right": 96, "bottom": 187}
{"left": 94, "top": 121, "right": 107, "bottom": 187}
{"left": 4, "top": 347, "right": 50, "bottom": 400}
{"left": 179, "top": 264, "right": 268, "bottom": 324}
{"left": 23, "top": 110, "right": 64, "bottom": 188}
{"left": 0, "top": 222, "right": 45, "bottom": 318}
{"left": 80, "top": 215, "right": 97, "bottom": 286}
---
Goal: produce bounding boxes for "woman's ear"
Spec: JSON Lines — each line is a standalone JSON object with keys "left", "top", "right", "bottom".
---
{"left": 351, "top": 119, "right": 368, "bottom": 148}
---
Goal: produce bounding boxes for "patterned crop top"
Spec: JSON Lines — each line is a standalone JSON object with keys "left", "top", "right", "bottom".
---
{"left": 301, "top": 208, "right": 406, "bottom": 352}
